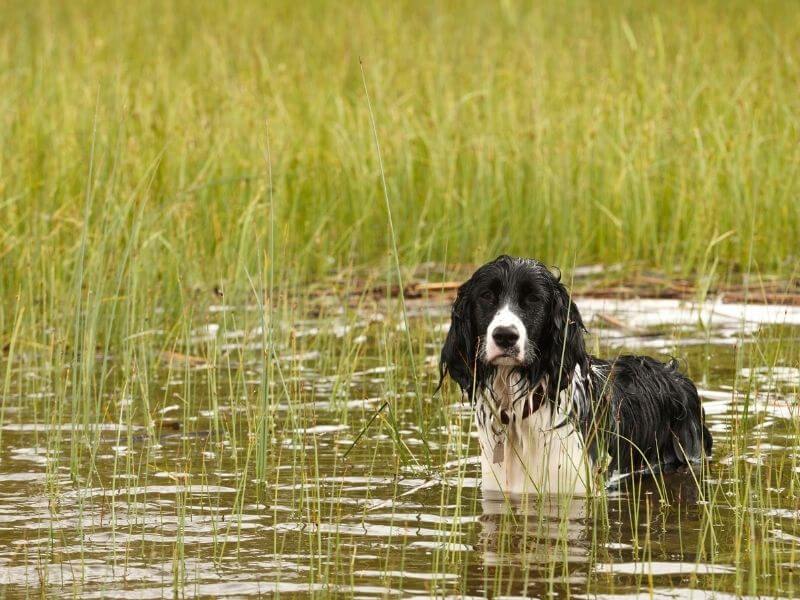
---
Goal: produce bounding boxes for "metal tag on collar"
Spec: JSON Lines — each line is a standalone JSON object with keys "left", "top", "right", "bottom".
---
{"left": 492, "top": 440, "right": 505, "bottom": 464}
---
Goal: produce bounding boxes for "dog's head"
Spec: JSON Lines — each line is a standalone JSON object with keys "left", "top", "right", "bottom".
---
{"left": 439, "top": 256, "right": 588, "bottom": 399}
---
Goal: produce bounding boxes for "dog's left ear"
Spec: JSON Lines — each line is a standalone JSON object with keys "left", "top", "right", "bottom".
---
{"left": 439, "top": 279, "right": 477, "bottom": 396}
{"left": 546, "top": 282, "right": 588, "bottom": 388}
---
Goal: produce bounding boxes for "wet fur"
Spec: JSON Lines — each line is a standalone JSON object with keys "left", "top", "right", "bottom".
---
{"left": 439, "top": 256, "right": 712, "bottom": 492}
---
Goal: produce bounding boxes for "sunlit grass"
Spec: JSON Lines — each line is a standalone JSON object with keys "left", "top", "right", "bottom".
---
{"left": 1, "top": 0, "right": 799, "bottom": 597}
{"left": 2, "top": 1, "right": 800, "bottom": 306}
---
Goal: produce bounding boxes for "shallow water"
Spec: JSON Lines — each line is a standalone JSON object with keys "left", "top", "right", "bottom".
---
{"left": 1, "top": 297, "right": 799, "bottom": 598}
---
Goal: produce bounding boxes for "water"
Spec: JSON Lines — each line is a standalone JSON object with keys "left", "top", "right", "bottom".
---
{"left": 1, "top": 296, "right": 799, "bottom": 598}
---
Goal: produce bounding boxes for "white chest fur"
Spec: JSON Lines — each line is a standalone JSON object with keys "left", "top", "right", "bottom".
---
{"left": 475, "top": 369, "right": 593, "bottom": 495}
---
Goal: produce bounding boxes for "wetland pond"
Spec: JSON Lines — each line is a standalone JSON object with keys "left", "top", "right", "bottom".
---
{"left": 1, "top": 294, "right": 799, "bottom": 598}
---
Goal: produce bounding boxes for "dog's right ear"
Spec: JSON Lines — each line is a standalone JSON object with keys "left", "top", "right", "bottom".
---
{"left": 439, "top": 279, "right": 477, "bottom": 396}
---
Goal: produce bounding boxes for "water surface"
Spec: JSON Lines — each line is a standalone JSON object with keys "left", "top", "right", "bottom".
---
{"left": 1, "top": 296, "right": 799, "bottom": 598}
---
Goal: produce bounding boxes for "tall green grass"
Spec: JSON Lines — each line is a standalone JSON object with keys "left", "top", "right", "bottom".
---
{"left": 2, "top": 0, "right": 799, "bottom": 323}
{"left": 0, "top": 2, "right": 799, "bottom": 596}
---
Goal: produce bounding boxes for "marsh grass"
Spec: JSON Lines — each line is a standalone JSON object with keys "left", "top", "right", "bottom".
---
{"left": 1, "top": 0, "right": 800, "bottom": 597}
{"left": 3, "top": 1, "right": 800, "bottom": 304}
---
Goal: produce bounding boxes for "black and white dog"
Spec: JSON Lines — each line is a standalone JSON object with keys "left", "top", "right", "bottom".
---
{"left": 439, "top": 256, "right": 712, "bottom": 495}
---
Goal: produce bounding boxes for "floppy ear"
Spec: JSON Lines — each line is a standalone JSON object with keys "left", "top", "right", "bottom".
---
{"left": 546, "top": 282, "right": 588, "bottom": 389}
{"left": 439, "top": 279, "right": 477, "bottom": 396}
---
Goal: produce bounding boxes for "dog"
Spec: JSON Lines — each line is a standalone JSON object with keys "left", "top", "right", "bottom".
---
{"left": 439, "top": 256, "right": 712, "bottom": 495}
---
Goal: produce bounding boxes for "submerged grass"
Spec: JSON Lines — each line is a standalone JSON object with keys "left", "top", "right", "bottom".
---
{"left": 1, "top": 0, "right": 799, "bottom": 597}
{"left": 2, "top": 275, "right": 800, "bottom": 596}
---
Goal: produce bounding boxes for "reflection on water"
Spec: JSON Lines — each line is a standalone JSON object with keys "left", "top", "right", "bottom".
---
{"left": 0, "top": 297, "right": 798, "bottom": 597}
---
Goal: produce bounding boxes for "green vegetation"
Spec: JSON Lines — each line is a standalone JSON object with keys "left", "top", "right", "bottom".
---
{"left": 3, "top": 1, "right": 800, "bottom": 306}
{"left": 1, "top": 0, "right": 799, "bottom": 597}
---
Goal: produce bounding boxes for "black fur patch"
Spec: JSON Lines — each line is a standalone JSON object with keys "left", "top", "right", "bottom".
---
{"left": 439, "top": 255, "right": 712, "bottom": 475}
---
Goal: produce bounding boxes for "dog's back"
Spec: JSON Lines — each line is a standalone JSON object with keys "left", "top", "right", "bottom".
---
{"left": 580, "top": 355, "right": 712, "bottom": 475}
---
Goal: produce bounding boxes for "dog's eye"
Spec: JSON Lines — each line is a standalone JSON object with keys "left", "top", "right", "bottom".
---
{"left": 480, "top": 289, "right": 496, "bottom": 303}
{"left": 523, "top": 293, "right": 541, "bottom": 306}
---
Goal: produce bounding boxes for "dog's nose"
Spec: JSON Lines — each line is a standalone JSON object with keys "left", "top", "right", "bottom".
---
{"left": 492, "top": 326, "right": 519, "bottom": 349}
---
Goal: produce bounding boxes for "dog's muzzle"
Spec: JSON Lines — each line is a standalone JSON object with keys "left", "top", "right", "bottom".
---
{"left": 485, "top": 305, "right": 527, "bottom": 365}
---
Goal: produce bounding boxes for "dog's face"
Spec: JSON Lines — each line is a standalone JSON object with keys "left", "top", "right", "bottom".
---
{"left": 467, "top": 259, "right": 552, "bottom": 368}
{"left": 440, "top": 256, "right": 587, "bottom": 398}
